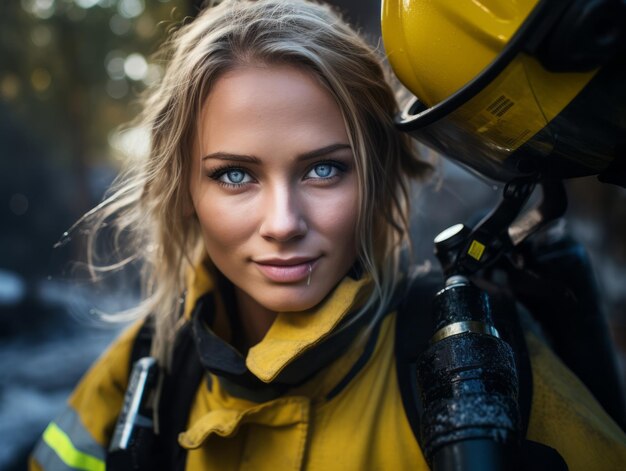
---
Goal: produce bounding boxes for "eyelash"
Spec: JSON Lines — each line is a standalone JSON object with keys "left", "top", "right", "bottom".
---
{"left": 208, "top": 165, "right": 254, "bottom": 189}
{"left": 207, "top": 160, "right": 347, "bottom": 189}
{"left": 304, "top": 160, "right": 347, "bottom": 181}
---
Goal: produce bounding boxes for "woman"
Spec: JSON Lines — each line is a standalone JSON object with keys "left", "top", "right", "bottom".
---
{"left": 31, "top": 1, "right": 626, "bottom": 470}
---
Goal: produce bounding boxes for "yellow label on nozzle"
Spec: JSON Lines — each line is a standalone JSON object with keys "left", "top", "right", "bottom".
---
{"left": 468, "top": 240, "right": 486, "bottom": 261}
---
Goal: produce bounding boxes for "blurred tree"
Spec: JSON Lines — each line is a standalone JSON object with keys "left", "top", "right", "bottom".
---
{"left": 0, "top": 0, "right": 186, "bottom": 278}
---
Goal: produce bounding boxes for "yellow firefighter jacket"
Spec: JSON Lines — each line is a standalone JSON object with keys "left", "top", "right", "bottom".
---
{"left": 30, "top": 264, "right": 626, "bottom": 471}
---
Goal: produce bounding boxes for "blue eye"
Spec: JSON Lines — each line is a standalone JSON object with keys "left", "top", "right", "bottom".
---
{"left": 307, "top": 163, "right": 339, "bottom": 179}
{"left": 225, "top": 169, "right": 246, "bottom": 184}
{"left": 210, "top": 167, "right": 253, "bottom": 186}
{"left": 314, "top": 164, "right": 332, "bottom": 177}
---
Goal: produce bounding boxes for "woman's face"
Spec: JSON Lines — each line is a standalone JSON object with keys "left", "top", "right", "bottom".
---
{"left": 189, "top": 64, "right": 359, "bottom": 314}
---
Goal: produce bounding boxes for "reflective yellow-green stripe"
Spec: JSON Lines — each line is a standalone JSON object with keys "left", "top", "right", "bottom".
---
{"left": 42, "top": 422, "right": 105, "bottom": 471}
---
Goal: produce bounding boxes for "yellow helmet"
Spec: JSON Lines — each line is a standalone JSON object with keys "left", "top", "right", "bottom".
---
{"left": 382, "top": 0, "right": 626, "bottom": 184}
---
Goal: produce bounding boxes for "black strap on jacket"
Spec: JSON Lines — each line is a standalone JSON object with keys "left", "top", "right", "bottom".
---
{"left": 157, "top": 320, "right": 205, "bottom": 471}
{"left": 106, "top": 318, "right": 204, "bottom": 471}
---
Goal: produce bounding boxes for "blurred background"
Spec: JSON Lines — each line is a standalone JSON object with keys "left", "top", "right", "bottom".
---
{"left": 1, "top": 1, "right": 624, "bottom": 469}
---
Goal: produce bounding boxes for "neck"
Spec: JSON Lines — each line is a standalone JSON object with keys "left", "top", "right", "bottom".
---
{"left": 234, "top": 287, "right": 278, "bottom": 350}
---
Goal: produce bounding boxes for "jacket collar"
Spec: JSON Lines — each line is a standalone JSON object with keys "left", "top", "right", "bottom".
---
{"left": 184, "top": 259, "right": 373, "bottom": 393}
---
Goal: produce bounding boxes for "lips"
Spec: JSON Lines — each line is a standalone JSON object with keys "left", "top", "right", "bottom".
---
{"left": 253, "top": 257, "right": 319, "bottom": 283}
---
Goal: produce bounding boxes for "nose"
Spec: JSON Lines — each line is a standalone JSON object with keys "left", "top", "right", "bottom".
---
{"left": 258, "top": 183, "right": 308, "bottom": 242}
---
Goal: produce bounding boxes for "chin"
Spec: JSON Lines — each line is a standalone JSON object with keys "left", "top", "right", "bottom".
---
{"left": 257, "top": 288, "right": 324, "bottom": 313}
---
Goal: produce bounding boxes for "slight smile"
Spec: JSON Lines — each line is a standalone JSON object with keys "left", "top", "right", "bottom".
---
{"left": 253, "top": 256, "right": 320, "bottom": 283}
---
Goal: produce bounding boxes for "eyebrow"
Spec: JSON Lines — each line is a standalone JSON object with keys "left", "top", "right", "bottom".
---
{"left": 202, "top": 143, "right": 352, "bottom": 163}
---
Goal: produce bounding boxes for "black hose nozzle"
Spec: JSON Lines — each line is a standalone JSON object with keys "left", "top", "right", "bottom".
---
{"left": 417, "top": 278, "right": 521, "bottom": 471}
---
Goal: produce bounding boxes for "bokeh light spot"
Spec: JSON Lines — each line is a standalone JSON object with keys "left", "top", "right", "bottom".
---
{"left": 118, "top": 0, "right": 145, "bottom": 19}
{"left": 21, "top": 0, "right": 56, "bottom": 19}
{"left": 108, "top": 125, "right": 150, "bottom": 161}
{"left": 75, "top": 0, "right": 99, "bottom": 8}
{"left": 31, "top": 25, "right": 52, "bottom": 47}
{"left": 106, "top": 78, "right": 129, "bottom": 99}
{"left": 124, "top": 53, "right": 148, "bottom": 81}
{"left": 135, "top": 14, "right": 155, "bottom": 39}
{"left": 31, "top": 68, "right": 52, "bottom": 92}
{"left": 1, "top": 75, "right": 21, "bottom": 100}
{"left": 110, "top": 14, "right": 131, "bottom": 36}
{"left": 105, "top": 51, "right": 126, "bottom": 80}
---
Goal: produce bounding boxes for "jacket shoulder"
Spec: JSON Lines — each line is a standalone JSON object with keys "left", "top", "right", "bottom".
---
{"left": 29, "top": 319, "right": 144, "bottom": 470}
{"left": 526, "top": 331, "right": 626, "bottom": 471}
{"left": 68, "top": 319, "right": 144, "bottom": 444}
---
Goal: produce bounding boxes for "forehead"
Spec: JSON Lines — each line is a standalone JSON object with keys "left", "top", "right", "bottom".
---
{"left": 195, "top": 64, "right": 349, "bottom": 157}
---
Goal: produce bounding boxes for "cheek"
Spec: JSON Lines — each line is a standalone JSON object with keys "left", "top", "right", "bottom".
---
{"left": 309, "top": 182, "right": 359, "bottom": 248}
{"left": 194, "top": 194, "right": 255, "bottom": 254}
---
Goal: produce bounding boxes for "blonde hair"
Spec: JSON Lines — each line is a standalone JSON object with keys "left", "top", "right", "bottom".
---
{"left": 85, "top": 0, "right": 430, "bottom": 366}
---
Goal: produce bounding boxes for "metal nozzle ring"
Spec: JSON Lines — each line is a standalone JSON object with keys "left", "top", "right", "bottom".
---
{"left": 431, "top": 320, "right": 501, "bottom": 344}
